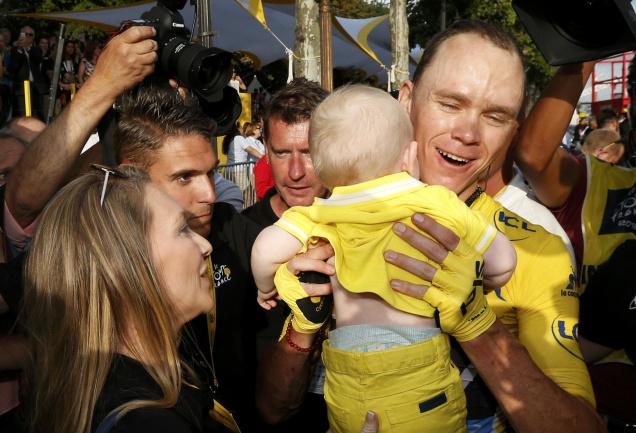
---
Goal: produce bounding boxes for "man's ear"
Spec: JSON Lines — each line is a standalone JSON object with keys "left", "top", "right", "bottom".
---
{"left": 398, "top": 80, "right": 415, "bottom": 115}
{"left": 400, "top": 140, "right": 420, "bottom": 179}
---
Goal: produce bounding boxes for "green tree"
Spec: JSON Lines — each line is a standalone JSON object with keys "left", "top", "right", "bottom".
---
{"left": 331, "top": 0, "right": 388, "bottom": 18}
{"left": 37, "top": 0, "right": 130, "bottom": 40}
{"left": 407, "top": 0, "right": 471, "bottom": 47}
{"left": 0, "top": 0, "right": 130, "bottom": 42}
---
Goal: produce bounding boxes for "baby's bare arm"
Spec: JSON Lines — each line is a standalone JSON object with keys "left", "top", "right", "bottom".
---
{"left": 252, "top": 225, "right": 303, "bottom": 296}
{"left": 482, "top": 231, "right": 517, "bottom": 289}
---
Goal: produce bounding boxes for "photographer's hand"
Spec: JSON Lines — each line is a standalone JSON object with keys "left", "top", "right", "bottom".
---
{"left": 5, "top": 27, "right": 159, "bottom": 229}
{"left": 91, "top": 26, "right": 158, "bottom": 101}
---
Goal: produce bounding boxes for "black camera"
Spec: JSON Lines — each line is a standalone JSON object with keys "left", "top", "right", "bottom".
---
{"left": 119, "top": 0, "right": 241, "bottom": 135}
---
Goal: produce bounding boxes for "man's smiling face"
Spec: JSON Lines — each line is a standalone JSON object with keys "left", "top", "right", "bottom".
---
{"left": 400, "top": 33, "right": 525, "bottom": 196}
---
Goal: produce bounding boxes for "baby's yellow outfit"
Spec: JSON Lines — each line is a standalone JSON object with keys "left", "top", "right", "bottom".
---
{"left": 275, "top": 172, "right": 496, "bottom": 433}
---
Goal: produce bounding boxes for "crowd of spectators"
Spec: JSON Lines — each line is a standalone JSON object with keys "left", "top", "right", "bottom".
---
{"left": 0, "top": 25, "right": 106, "bottom": 123}
{"left": 0, "top": 18, "right": 634, "bottom": 433}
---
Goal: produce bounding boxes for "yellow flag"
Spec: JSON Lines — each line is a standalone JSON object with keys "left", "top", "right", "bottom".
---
{"left": 234, "top": 0, "right": 267, "bottom": 27}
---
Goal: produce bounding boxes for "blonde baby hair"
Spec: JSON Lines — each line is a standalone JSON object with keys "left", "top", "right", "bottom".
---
{"left": 309, "top": 84, "right": 413, "bottom": 189}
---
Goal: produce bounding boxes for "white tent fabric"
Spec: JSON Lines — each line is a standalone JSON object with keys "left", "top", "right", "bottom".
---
{"left": 18, "top": 0, "right": 415, "bottom": 79}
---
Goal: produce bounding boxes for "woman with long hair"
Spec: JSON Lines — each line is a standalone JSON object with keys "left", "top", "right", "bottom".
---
{"left": 58, "top": 40, "right": 78, "bottom": 108}
{"left": 242, "top": 122, "right": 264, "bottom": 163}
{"left": 78, "top": 40, "right": 102, "bottom": 87}
{"left": 226, "top": 122, "right": 262, "bottom": 165}
{"left": 24, "top": 167, "right": 228, "bottom": 433}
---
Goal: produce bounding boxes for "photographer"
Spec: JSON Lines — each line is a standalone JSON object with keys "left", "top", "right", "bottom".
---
{"left": 8, "top": 26, "right": 47, "bottom": 120}
{"left": 5, "top": 25, "right": 158, "bottom": 231}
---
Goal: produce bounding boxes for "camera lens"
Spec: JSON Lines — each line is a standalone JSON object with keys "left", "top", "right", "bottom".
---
{"left": 160, "top": 36, "right": 232, "bottom": 98}
{"left": 198, "top": 86, "right": 242, "bottom": 136}
{"left": 135, "top": 3, "right": 241, "bottom": 135}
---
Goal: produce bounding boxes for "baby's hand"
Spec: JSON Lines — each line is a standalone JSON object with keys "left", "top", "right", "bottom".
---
{"left": 257, "top": 289, "right": 279, "bottom": 310}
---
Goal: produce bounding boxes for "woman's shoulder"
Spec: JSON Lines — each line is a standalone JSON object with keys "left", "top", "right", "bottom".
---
{"left": 93, "top": 355, "right": 222, "bottom": 433}
{"left": 108, "top": 406, "right": 196, "bottom": 433}
{"left": 93, "top": 356, "right": 189, "bottom": 432}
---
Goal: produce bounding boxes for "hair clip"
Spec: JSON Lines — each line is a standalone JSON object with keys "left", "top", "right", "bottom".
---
{"left": 90, "top": 163, "right": 127, "bottom": 207}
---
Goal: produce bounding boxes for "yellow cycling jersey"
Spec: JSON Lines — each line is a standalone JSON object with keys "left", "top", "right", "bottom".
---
{"left": 580, "top": 156, "right": 636, "bottom": 291}
{"left": 275, "top": 172, "right": 496, "bottom": 318}
{"left": 474, "top": 193, "right": 595, "bottom": 409}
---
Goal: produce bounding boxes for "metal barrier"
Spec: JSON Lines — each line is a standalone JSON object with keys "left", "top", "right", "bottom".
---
{"left": 216, "top": 161, "right": 257, "bottom": 209}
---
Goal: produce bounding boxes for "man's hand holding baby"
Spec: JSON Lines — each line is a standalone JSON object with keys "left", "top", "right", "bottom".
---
{"left": 385, "top": 213, "right": 496, "bottom": 342}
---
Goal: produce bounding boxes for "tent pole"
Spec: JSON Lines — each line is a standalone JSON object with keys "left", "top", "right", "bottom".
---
{"left": 319, "top": 0, "right": 333, "bottom": 91}
{"left": 47, "top": 23, "right": 65, "bottom": 124}
{"left": 197, "top": 0, "right": 214, "bottom": 48}
{"left": 390, "top": 0, "right": 409, "bottom": 88}
{"left": 295, "top": 0, "right": 321, "bottom": 82}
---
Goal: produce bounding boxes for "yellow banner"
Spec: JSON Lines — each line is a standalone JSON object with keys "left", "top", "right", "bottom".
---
{"left": 234, "top": 0, "right": 267, "bottom": 27}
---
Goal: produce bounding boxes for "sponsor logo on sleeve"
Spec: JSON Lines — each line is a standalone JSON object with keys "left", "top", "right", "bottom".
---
{"left": 560, "top": 273, "right": 579, "bottom": 298}
{"left": 493, "top": 209, "right": 537, "bottom": 241}
{"left": 551, "top": 315, "right": 584, "bottom": 360}
{"left": 599, "top": 184, "right": 636, "bottom": 235}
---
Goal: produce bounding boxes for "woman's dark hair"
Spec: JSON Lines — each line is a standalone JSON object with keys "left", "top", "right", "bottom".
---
{"left": 83, "top": 40, "right": 101, "bottom": 62}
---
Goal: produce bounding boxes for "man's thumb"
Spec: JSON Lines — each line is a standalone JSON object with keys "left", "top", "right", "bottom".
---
{"left": 360, "top": 411, "right": 379, "bottom": 433}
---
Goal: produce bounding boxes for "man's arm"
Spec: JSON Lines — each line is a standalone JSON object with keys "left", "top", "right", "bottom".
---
{"left": 461, "top": 321, "right": 605, "bottom": 433}
{"left": 255, "top": 243, "right": 333, "bottom": 424}
{"left": 5, "top": 26, "right": 158, "bottom": 228}
{"left": 245, "top": 146, "right": 263, "bottom": 159}
{"left": 514, "top": 62, "right": 595, "bottom": 208}
{"left": 256, "top": 328, "right": 319, "bottom": 424}
{"left": 386, "top": 215, "right": 606, "bottom": 433}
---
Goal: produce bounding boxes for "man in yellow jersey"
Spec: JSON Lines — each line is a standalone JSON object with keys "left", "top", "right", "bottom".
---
{"left": 514, "top": 61, "right": 636, "bottom": 289}
{"left": 257, "top": 20, "right": 605, "bottom": 433}
{"left": 514, "top": 57, "right": 636, "bottom": 427}
{"left": 388, "top": 20, "right": 603, "bottom": 433}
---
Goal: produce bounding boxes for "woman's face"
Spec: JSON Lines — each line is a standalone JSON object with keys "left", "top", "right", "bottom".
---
{"left": 38, "top": 38, "right": 48, "bottom": 54}
{"left": 146, "top": 185, "right": 213, "bottom": 328}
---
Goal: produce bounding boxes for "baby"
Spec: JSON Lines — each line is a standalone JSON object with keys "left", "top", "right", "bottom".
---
{"left": 251, "top": 85, "right": 516, "bottom": 433}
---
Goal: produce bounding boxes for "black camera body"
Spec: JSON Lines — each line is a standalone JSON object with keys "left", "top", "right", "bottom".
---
{"left": 118, "top": 1, "right": 241, "bottom": 135}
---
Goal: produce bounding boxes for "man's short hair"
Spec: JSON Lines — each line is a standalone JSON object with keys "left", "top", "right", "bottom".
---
{"left": 582, "top": 128, "right": 621, "bottom": 154}
{"left": 412, "top": 20, "right": 526, "bottom": 89}
{"left": 263, "top": 78, "right": 328, "bottom": 139}
{"left": 114, "top": 84, "right": 216, "bottom": 168}
{"left": 310, "top": 85, "right": 412, "bottom": 190}
{"left": 596, "top": 106, "right": 619, "bottom": 129}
